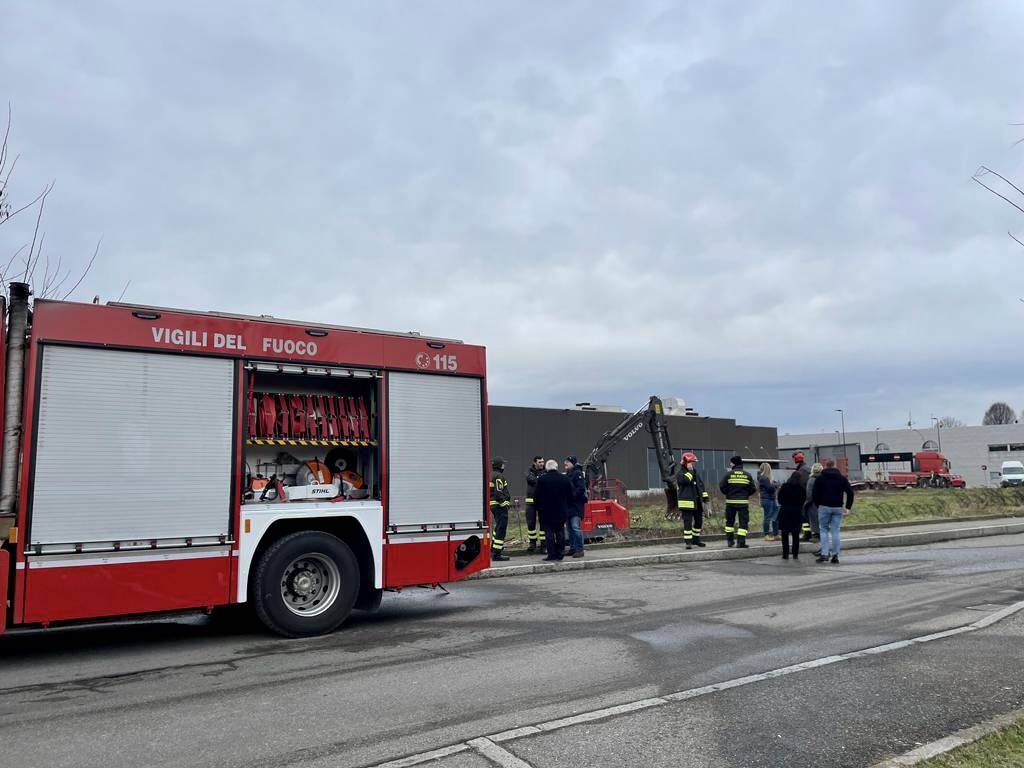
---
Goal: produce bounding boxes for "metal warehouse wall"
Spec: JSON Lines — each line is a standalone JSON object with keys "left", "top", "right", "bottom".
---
{"left": 780, "top": 424, "right": 1024, "bottom": 488}
{"left": 489, "top": 405, "right": 778, "bottom": 500}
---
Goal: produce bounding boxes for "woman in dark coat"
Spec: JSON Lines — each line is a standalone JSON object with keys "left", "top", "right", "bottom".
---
{"left": 776, "top": 473, "right": 807, "bottom": 560}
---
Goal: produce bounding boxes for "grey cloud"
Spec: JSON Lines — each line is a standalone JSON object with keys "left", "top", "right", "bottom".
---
{"left": 2, "top": 0, "right": 1024, "bottom": 436}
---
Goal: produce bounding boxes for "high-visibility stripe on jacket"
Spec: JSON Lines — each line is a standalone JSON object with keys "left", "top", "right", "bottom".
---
{"left": 489, "top": 471, "right": 511, "bottom": 508}
{"left": 719, "top": 468, "right": 756, "bottom": 505}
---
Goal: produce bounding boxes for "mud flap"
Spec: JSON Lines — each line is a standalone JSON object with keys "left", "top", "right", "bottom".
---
{"left": 454, "top": 535, "right": 482, "bottom": 571}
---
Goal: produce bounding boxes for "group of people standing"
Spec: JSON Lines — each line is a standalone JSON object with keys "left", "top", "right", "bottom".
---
{"left": 490, "top": 449, "right": 855, "bottom": 565}
{"left": 759, "top": 451, "right": 856, "bottom": 562}
{"left": 489, "top": 455, "right": 587, "bottom": 562}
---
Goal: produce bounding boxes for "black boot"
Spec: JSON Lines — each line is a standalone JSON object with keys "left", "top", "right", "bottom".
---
{"left": 802, "top": 532, "right": 813, "bottom": 542}
{"left": 737, "top": 536, "right": 749, "bottom": 549}
{"left": 492, "top": 549, "right": 510, "bottom": 562}
{"left": 726, "top": 534, "right": 735, "bottom": 548}
{"left": 692, "top": 535, "right": 706, "bottom": 548}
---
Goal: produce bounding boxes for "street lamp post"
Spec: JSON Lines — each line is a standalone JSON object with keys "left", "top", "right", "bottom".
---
{"left": 835, "top": 409, "right": 847, "bottom": 472}
{"left": 835, "top": 409, "right": 846, "bottom": 445}
{"left": 930, "top": 416, "right": 943, "bottom": 452}
{"left": 875, "top": 427, "right": 885, "bottom": 481}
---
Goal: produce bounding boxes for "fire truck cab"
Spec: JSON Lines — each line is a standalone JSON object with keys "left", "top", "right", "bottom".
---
{"left": 0, "top": 285, "right": 490, "bottom": 637}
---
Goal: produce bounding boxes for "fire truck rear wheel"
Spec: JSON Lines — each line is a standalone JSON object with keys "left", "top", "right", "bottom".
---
{"left": 252, "top": 531, "right": 360, "bottom": 637}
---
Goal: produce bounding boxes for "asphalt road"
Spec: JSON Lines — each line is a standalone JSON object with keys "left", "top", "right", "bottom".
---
{"left": 1, "top": 534, "right": 1023, "bottom": 768}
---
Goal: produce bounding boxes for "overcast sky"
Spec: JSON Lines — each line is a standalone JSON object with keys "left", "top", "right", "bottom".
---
{"left": 3, "top": 2, "right": 1024, "bottom": 434}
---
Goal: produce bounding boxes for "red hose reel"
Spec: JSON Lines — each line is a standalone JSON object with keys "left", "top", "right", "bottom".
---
{"left": 252, "top": 393, "right": 371, "bottom": 441}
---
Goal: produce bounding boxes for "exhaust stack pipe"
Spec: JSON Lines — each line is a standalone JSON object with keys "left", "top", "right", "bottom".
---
{"left": 0, "top": 282, "right": 31, "bottom": 533}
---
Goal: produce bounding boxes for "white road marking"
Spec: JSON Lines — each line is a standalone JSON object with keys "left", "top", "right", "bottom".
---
{"left": 489, "top": 726, "right": 542, "bottom": 743}
{"left": 466, "top": 738, "right": 535, "bottom": 768}
{"left": 370, "top": 744, "right": 470, "bottom": 768}
{"left": 534, "top": 697, "right": 667, "bottom": 732}
{"left": 844, "top": 639, "right": 915, "bottom": 658}
{"left": 363, "top": 599, "right": 1024, "bottom": 768}
{"left": 972, "top": 600, "right": 1024, "bottom": 628}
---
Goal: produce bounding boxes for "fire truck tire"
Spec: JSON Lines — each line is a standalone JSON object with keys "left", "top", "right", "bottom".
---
{"left": 251, "top": 531, "right": 360, "bottom": 637}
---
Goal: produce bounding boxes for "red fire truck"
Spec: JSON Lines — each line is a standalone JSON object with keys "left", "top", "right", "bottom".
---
{"left": 0, "top": 284, "right": 490, "bottom": 637}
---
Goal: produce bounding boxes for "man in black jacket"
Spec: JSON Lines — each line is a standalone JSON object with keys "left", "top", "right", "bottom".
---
{"left": 524, "top": 456, "right": 546, "bottom": 553}
{"left": 811, "top": 459, "right": 854, "bottom": 564}
{"left": 564, "top": 455, "right": 587, "bottom": 558}
{"left": 533, "top": 460, "right": 574, "bottom": 560}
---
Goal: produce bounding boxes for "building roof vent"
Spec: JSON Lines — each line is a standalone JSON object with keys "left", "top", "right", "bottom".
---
{"left": 573, "top": 402, "right": 627, "bottom": 413}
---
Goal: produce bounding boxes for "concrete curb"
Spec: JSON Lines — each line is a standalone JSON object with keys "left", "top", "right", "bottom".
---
{"left": 503, "top": 512, "right": 1024, "bottom": 556}
{"left": 470, "top": 521, "right": 1024, "bottom": 580}
{"left": 868, "top": 707, "right": 1024, "bottom": 766}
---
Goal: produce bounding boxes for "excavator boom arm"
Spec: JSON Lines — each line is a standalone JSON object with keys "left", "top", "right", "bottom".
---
{"left": 582, "top": 396, "right": 678, "bottom": 490}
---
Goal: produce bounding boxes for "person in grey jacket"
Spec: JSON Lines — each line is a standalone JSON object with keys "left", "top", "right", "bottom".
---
{"left": 803, "top": 463, "right": 823, "bottom": 543}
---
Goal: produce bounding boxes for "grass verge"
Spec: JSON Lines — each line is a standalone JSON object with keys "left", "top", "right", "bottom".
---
{"left": 913, "top": 716, "right": 1024, "bottom": 767}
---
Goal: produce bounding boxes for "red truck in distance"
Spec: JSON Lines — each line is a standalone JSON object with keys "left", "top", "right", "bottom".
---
{"left": 859, "top": 450, "right": 966, "bottom": 489}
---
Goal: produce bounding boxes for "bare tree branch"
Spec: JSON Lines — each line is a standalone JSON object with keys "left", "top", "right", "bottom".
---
{"left": 1, "top": 153, "right": 18, "bottom": 188}
{"left": 39, "top": 243, "right": 53, "bottom": 296}
{"left": 27, "top": 231, "right": 46, "bottom": 289}
{"left": 60, "top": 238, "right": 100, "bottom": 300}
{"left": 1, "top": 108, "right": 102, "bottom": 302}
{"left": 972, "top": 176, "right": 1024, "bottom": 217}
{"left": 0, "top": 103, "right": 11, "bottom": 178}
{"left": 0, "top": 152, "right": 22, "bottom": 225}
{"left": 42, "top": 252, "right": 63, "bottom": 297}
{"left": 46, "top": 260, "right": 74, "bottom": 299}
{"left": 21, "top": 183, "right": 51, "bottom": 281}
{"left": 0, "top": 244, "right": 28, "bottom": 285}
{"left": 1010, "top": 231, "right": 1024, "bottom": 250}
{"left": 2, "top": 180, "right": 53, "bottom": 230}
{"left": 975, "top": 165, "right": 1024, "bottom": 200}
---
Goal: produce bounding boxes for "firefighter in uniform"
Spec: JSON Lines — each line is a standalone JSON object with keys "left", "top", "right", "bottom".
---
{"left": 675, "top": 452, "right": 709, "bottom": 549}
{"left": 524, "top": 455, "right": 546, "bottom": 553}
{"left": 489, "top": 457, "right": 512, "bottom": 561}
{"left": 719, "top": 455, "right": 756, "bottom": 548}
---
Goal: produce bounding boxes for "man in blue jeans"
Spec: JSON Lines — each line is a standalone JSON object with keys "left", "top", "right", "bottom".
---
{"left": 564, "top": 456, "right": 587, "bottom": 558}
{"left": 811, "top": 458, "right": 854, "bottom": 564}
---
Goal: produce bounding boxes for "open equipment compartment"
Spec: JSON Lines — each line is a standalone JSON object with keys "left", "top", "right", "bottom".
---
{"left": 242, "top": 361, "right": 380, "bottom": 505}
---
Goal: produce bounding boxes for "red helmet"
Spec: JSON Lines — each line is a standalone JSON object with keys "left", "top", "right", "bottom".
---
{"left": 681, "top": 451, "right": 698, "bottom": 464}
{"left": 792, "top": 451, "right": 805, "bottom": 463}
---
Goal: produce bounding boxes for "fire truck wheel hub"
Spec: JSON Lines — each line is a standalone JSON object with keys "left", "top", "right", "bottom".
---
{"left": 281, "top": 553, "right": 341, "bottom": 618}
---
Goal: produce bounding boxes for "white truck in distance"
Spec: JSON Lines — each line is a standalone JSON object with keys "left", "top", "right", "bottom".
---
{"left": 999, "top": 460, "right": 1024, "bottom": 487}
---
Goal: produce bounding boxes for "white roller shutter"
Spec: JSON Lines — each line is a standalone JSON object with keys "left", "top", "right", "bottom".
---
{"left": 387, "top": 372, "right": 483, "bottom": 527}
{"left": 30, "top": 346, "right": 235, "bottom": 546}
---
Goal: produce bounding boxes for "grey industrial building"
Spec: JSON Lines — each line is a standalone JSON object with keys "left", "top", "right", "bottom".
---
{"left": 779, "top": 424, "right": 1024, "bottom": 487}
{"left": 489, "top": 403, "right": 779, "bottom": 500}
